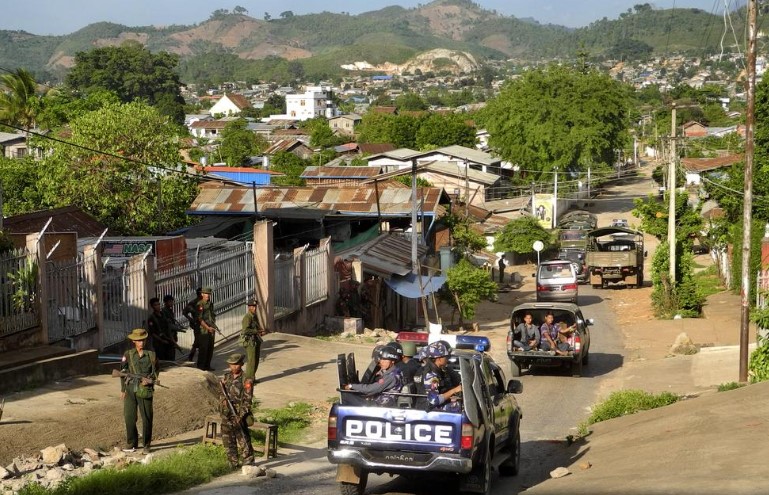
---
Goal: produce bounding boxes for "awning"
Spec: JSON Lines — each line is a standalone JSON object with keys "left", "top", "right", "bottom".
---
{"left": 384, "top": 272, "right": 447, "bottom": 299}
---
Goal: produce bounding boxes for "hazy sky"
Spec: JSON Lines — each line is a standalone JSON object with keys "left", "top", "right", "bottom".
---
{"left": 0, "top": 1, "right": 729, "bottom": 35}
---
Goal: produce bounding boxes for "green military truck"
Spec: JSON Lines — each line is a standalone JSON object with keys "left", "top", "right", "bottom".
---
{"left": 585, "top": 227, "right": 645, "bottom": 288}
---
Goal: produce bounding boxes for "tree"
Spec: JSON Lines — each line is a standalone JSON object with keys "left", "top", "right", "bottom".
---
{"left": 38, "top": 101, "right": 198, "bottom": 235}
{"left": 494, "top": 215, "right": 554, "bottom": 253}
{"left": 0, "top": 155, "right": 44, "bottom": 215}
{"left": 357, "top": 112, "right": 420, "bottom": 149}
{"left": 304, "top": 117, "right": 341, "bottom": 148}
{"left": 394, "top": 92, "right": 428, "bottom": 111}
{"left": 66, "top": 42, "right": 186, "bottom": 124}
{"left": 279, "top": 11, "right": 294, "bottom": 18}
{"left": 270, "top": 152, "right": 306, "bottom": 186}
{"left": 480, "top": 65, "right": 631, "bottom": 180}
{"left": 443, "top": 259, "right": 498, "bottom": 324}
{"left": 0, "top": 68, "right": 40, "bottom": 131}
{"left": 442, "top": 213, "right": 487, "bottom": 258}
{"left": 233, "top": 5, "right": 248, "bottom": 14}
{"left": 415, "top": 113, "right": 476, "bottom": 150}
{"left": 219, "top": 118, "right": 266, "bottom": 166}
{"left": 264, "top": 12, "right": 272, "bottom": 21}
{"left": 36, "top": 88, "right": 120, "bottom": 129}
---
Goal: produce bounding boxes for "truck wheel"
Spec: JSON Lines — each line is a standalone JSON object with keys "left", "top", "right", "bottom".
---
{"left": 339, "top": 471, "right": 368, "bottom": 495}
{"left": 571, "top": 359, "right": 583, "bottom": 377}
{"left": 510, "top": 360, "right": 521, "bottom": 377}
{"left": 637, "top": 271, "right": 644, "bottom": 288}
{"left": 581, "top": 351, "right": 589, "bottom": 365}
{"left": 499, "top": 423, "right": 521, "bottom": 476}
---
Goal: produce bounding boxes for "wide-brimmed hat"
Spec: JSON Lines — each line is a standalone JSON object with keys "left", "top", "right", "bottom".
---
{"left": 127, "top": 328, "right": 148, "bottom": 341}
{"left": 226, "top": 353, "right": 245, "bottom": 365}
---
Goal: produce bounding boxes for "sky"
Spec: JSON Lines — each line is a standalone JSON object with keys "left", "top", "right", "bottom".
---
{"left": 0, "top": 1, "right": 731, "bottom": 36}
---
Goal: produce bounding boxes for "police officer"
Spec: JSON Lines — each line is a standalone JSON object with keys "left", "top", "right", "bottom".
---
{"left": 422, "top": 341, "right": 462, "bottom": 412}
{"left": 396, "top": 341, "right": 422, "bottom": 389}
{"left": 219, "top": 353, "right": 255, "bottom": 468}
{"left": 120, "top": 328, "right": 159, "bottom": 454}
{"left": 343, "top": 344, "right": 403, "bottom": 407}
{"left": 196, "top": 287, "right": 217, "bottom": 371}
{"left": 241, "top": 299, "right": 267, "bottom": 381}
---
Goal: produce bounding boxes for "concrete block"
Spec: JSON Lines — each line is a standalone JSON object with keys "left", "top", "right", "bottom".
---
{"left": 324, "top": 316, "right": 364, "bottom": 335}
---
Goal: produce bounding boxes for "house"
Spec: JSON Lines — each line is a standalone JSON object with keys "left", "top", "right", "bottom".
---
{"left": 0, "top": 132, "right": 28, "bottom": 159}
{"left": 3, "top": 206, "right": 109, "bottom": 238}
{"left": 266, "top": 86, "right": 340, "bottom": 121}
{"left": 362, "top": 160, "right": 502, "bottom": 206}
{"left": 209, "top": 93, "right": 252, "bottom": 117}
{"left": 366, "top": 145, "right": 503, "bottom": 176}
{"left": 680, "top": 154, "right": 742, "bottom": 185}
{"left": 264, "top": 139, "right": 314, "bottom": 160}
{"left": 189, "top": 119, "right": 232, "bottom": 139}
{"left": 271, "top": 128, "right": 311, "bottom": 144}
{"left": 328, "top": 114, "right": 362, "bottom": 137}
{"left": 198, "top": 166, "right": 284, "bottom": 186}
{"left": 682, "top": 121, "right": 708, "bottom": 138}
{"left": 301, "top": 166, "right": 383, "bottom": 186}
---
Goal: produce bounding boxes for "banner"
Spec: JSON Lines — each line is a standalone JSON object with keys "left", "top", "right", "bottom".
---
{"left": 533, "top": 194, "right": 554, "bottom": 229}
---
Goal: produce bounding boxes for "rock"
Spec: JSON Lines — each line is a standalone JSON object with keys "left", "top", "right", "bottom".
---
{"left": 669, "top": 332, "right": 699, "bottom": 355}
{"left": 579, "top": 461, "right": 592, "bottom": 470}
{"left": 81, "top": 462, "right": 93, "bottom": 474}
{"left": 61, "top": 463, "right": 74, "bottom": 471}
{"left": 140, "top": 454, "right": 155, "bottom": 465}
{"left": 550, "top": 466, "right": 571, "bottom": 479}
{"left": 13, "top": 457, "right": 40, "bottom": 474}
{"left": 81, "top": 453, "right": 93, "bottom": 463}
{"left": 264, "top": 468, "right": 278, "bottom": 478}
{"left": 4, "top": 463, "right": 17, "bottom": 477}
{"left": 241, "top": 465, "right": 266, "bottom": 477}
{"left": 41, "top": 444, "right": 69, "bottom": 465}
{"left": 0, "top": 466, "right": 9, "bottom": 480}
{"left": 45, "top": 468, "right": 65, "bottom": 481}
{"left": 83, "top": 448, "right": 100, "bottom": 459}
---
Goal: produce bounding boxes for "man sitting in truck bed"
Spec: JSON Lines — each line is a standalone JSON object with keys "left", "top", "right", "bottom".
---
{"left": 422, "top": 341, "right": 463, "bottom": 412}
{"left": 342, "top": 344, "right": 404, "bottom": 407}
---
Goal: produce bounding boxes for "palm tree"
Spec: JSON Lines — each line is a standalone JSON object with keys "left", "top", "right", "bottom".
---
{"left": 0, "top": 68, "right": 39, "bottom": 131}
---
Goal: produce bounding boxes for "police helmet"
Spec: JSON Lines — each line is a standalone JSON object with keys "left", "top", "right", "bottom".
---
{"left": 388, "top": 341, "right": 404, "bottom": 359}
{"left": 378, "top": 344, "right": 402, "bottom": 361}
{"left": 425, "top": 341, "right": 451, "bottom": 359}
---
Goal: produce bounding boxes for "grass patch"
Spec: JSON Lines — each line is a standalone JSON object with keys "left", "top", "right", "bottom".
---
{"left": 717, "top": 381, "right": 746, "bottom": 392}
{"left": 693, "top": 265, "right": 725, "bottom": 299}
{"left": 253, "top": 401, "right": 315, "bottom": 445}
{"left": 577, "top": 390, "right": 680, "bottom": 435}
{"left": 18, "top": 444, "right": 230, "bottom": 495}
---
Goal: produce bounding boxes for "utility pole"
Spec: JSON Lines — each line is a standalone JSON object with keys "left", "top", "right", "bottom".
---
{"left": 740, "top": 0, "right": 758, "bottom": 383}
{"left": 668, "top": 103, "right": 677, "bottom": 284}
{"left": 411, "top": 158, "right": 418, "bottom": 273}
{"left": 552, "top": 168, "right": 558, "bottom": 229}
{"left": 464, "top": 160, "right": 469, "bottom": 217}
{"left": 531, "top": 182, "right": 535, "bottom": 216}
{"left": 0, "top": 180, "right": 4, "bottom": 230}
{"left": 587, "top": 167, "right": 591, "bottom": 204}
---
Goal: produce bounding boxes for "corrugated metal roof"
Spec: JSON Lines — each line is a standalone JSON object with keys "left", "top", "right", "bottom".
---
{"left": 337, "top": 233, "right": 427, "bottom": 277}
{"left": 188, "top": 184, "right": 445, "bottom": 217}
{"left": 3, "top": 206, "right": 109, "bottom": 237}
{"left": 301, "top": 166, "right": 382, "bottom": 179}
{"left": 680, "top": 154, "right": 742, "bottom": 172}
{"left": 358, "top": 143, "right": 396, "bottom": 155}
{"left": 366, "top": 148, "right": 421, "bottom": 160}
{"left": 428, "top": 145, "right": 501, "bottom": 166}
{"left": 360, "top": 160, "right": 500, "bottom": 185}
{"left": 484, "top": 196, "right": 531, "bottom": 213}
{"left": 265, "top": 139, "right": 309, "bottom": 154}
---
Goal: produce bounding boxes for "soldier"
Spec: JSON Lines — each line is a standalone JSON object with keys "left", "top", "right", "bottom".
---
{"left": 241, "top": 299, "right": 267, "bottom": 381}
{"left": 182, "top": 287, "right": 203, "bottom": 362}
{"left": 196, "top": 287, "right": 217, "bottom": 371}
{"left": 120, "top": 328, "right": 159, "bottom": 454}
{"left": 161, "top": 294, "right": 184, "bottom": 346}
{"left": 396, "top": 341, "right": 422, "bottom": 389}
{"left": 147, "top": 297, "right": 174, "bottom": 361}
{"left": 219, "top": 353, "right": 255, "bottom": 468}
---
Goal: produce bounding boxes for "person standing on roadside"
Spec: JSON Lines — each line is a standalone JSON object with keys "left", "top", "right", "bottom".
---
{"left": 219, "top": 353, "right": 255, "bottom": 468}
{"left": 120, "top": 329, "right": 158, "bottom": 454}
{"left": 196, "top": 287, "right": 217, "bottom": 371}
{"left": 162, "top": 294, "right": 183, "bottom": 347}
{"left": 147, "top": 297, "right": 174, "bottom": 361}
{"left": 240, "top": 299, "right": 267, "bottom": 381}
{"left": 182, "top": 287, "right": 203, "bottom": 362}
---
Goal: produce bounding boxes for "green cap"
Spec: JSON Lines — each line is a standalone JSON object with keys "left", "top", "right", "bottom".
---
{"left": 226, "top": 353, "right": 244, "bottom": 365}
{"left": 401, "top": 341, "right": 417, "bottom": 357}
{"left": 201, "top": 287, "right": 213, "bottom": 294}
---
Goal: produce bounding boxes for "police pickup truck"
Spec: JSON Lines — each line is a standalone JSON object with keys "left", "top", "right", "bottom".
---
{"left": 507, "top": 302, "right": 593, "bottom": 377}
{"left": 327, "top": 337, "right": 522, "bottom": 495}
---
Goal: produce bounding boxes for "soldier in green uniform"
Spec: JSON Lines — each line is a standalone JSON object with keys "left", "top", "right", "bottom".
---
{"left": 196, "top": 287, "right": 217, "bottom": 371}
{"left": 219, "top": 353, "right": 255, "bottom": 468}
{"left": 240, "top": 299, "right": 267, "bottom": 381}
{"left": 120, "top": 329, "right": 159, "bottom": 454}
{"left": 182, "top": 287, "right": 202, "bottom": 362}
{"left": 147, "top": 297, "right": 174, "bottom": 361}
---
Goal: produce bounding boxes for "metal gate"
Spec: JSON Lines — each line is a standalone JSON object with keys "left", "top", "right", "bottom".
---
{"left": 0, "top": 248, "right": 39, "bottom": 337}
{"left": 46, "top": 253, "right": 97, "bottom": 342}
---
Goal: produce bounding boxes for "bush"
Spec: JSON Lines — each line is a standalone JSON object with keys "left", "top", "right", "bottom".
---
{"left": 586, "top": 389, "right": 680, "bottom": 425}
{"left": 717, "top": 381, "right": 746, "bottom": 392}
{"left": 749, "top": 335, "right": 769, "bottom": 383}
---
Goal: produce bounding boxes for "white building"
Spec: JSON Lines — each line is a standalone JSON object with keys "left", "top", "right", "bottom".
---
{"left": 284, "top": 86, "right": 340, "bottom": 121}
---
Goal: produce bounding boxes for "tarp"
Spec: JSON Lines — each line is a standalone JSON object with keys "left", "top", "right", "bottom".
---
{"left": 384, "top": 272, "right": 447, "bottom": 299}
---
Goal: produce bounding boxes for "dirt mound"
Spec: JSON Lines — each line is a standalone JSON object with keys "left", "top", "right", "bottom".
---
{"left": 0, "top": 366, "right": 220, "bottom": 465}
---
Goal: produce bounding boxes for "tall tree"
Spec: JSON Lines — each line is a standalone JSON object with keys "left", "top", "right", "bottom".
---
{"left": 218, "top": 118, "right": 266, "bottom": 166}
{"left": 480, "top": 65, "right": 631, "bottom": 180}
{"left": 415, "top": 113, "right": 475, "bottom": 150}
{"left": 38, "top": 101, "right": 197, "bottom": 235}
{"left": 66, "top": 41, "right": 186, "bottom": 124}
{"left": 0, "top": 68, "right": 40, "bottom": 131}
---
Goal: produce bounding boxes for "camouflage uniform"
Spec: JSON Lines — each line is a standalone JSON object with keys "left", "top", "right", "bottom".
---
{"left": 422, "top": 359, "right": 462, "bottom": 412}
{"left": 219, "top": 368, "right": 255, "bottom": 467}
{"left": 240, "top": 306, "right": 264, "bottom": 381}
{"left": 196, "top": 289, "right": 216, "bottom": 370}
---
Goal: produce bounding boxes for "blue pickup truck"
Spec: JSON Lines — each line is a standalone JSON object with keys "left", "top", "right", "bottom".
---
{"left": 327, "top": 347, "right": 523, "bottom": 495}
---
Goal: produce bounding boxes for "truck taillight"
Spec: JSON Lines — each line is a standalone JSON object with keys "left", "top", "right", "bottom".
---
{"left": 573, "top": 335, "right": 581, "bottom": 352}
{"left": 328, "top": 415, "right": 337, "bottom": 441}
{"left": 460, "top": 423, "right": 474, "bottom": 450}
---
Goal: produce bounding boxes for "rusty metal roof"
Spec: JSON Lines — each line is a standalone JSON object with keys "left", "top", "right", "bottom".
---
{"left": 337, "top": 233, "right": 428, "bottom": 277}
{"left": 265, "top": 139, "right": 310, "bottom": 154}
{"left": 3, "top": 206, "right": 109, "bottom": 237}
{"left": 189, "top": 184, "right": 446, "bottom": 217}
{"left": 680, "top": 154, "right": 742, "bottom": 172}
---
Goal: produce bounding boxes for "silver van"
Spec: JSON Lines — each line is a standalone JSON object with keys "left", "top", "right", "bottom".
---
{"left": 534, "top": 260, "right": 578, "bottom": 303}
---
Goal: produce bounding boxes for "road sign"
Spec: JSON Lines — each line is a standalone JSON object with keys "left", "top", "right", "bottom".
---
{"left": 533, "top": 240, "right": 544, "bottom": 265}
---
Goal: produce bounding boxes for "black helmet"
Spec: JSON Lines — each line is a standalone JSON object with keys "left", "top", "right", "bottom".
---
{"left": 388, "top": 341, "right": 404, "bottom": 359}
{"left": 378, "top": 344, "right": 401, "bottom": 361}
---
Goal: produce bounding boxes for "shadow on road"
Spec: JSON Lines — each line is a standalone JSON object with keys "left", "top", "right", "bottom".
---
{"left": 576, "top": 295, "right": 603, "bottom": 307}
{"left": 524, "top": 352, "right": 623, "bottom": 378}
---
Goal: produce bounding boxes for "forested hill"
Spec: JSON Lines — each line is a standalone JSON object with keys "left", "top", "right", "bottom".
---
{"left": 0, "top": 0, "right": 745, "bottom": 82}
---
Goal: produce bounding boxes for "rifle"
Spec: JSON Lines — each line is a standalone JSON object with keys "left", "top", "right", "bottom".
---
{"left": 111, "top": 369, "right": 169, "bottom": 389}
{"left": 219, "top": 380, "right": 239, "bottom": 419}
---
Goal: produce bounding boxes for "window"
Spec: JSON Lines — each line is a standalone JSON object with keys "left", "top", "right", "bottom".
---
{"left": 300, "top": 100, "right": 305, "bottom": 106}
{"left": 15, "top": 148, "right": 27, "bottom": 158}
